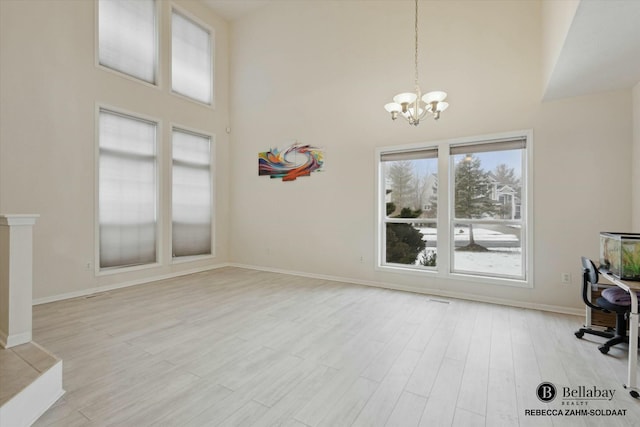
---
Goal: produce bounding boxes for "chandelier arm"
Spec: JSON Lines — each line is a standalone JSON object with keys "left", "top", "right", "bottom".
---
{"left": 417, "top": 106, "right": 429, "bottom": 121}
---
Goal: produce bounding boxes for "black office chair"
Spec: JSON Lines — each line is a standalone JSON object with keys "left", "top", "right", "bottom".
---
{"left": 575, "top": 256, "right": 630, "bottom": 354}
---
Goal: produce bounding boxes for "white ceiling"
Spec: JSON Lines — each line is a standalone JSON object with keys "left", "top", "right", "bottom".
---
{"left": 201, "top": 0, "right": 640, "bottom": 100}
{"left": 544, "top": 0, "right": 640, "bottom": 100}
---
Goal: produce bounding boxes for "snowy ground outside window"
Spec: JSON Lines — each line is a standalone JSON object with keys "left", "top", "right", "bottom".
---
{"left": 417, "top": 225, "right": 522, "bottom": 277}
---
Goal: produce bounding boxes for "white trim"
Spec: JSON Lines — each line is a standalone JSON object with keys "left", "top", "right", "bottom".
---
{"left": 229, "top": 263, "right": 582, "bottom": 317}
{"left": 0, "top": 331, "right": 32, "bottom": 349}
{"left": 0, "top": 215, "right": 39, "bottom": 226}
{"left": 32, "top": 263, "right": 230, "bottom": 306}
{"left": 97, "top": 262, "right": 163, "bottom": 277}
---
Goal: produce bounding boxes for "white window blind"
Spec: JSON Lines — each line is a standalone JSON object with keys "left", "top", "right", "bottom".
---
{"left": 171, "top": 10, "right": 213, "bottom": 104}
{"left": 172, "top": 129, "right": 212, "bottom": 258}
{"left": 99, "top": 109, "right": 157, "bottom": 269}
{"left": 99, "top": 0, "right": 157, "bottom": 84}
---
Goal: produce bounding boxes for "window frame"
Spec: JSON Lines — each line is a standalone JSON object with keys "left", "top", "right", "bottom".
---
{"left": 94, "top": 104, "right": 163, "bottom": 275}
{"left": 375, "top": 130, "right": 533, "bottom": 288}
{"left": 95, "top": 0, "right": 161, "bottom": 88}
{"left": 379, "top": 147, "right": 440, "bottom": 272}
{"left": 169, "top": 123, "right": 216, "bottom": 264}
{"left": 170, "top": 4, "right": 215, "bottom": 108}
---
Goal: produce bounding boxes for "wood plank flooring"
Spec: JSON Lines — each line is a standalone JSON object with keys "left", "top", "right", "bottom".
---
{"left": 31, "top": 267, "right": 640, "bottom": 426}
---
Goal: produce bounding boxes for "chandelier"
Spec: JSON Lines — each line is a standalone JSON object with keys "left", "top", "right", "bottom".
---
{"left": 384, "top": 0, "right": 448, "bottom": 126}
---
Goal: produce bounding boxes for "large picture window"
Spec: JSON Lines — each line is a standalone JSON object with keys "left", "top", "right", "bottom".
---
{"left": 377, "top": 132, "right": 531, "bottom": 286}
{"left": 171, "top": 9, "right": 213, "bottom": 105}
{"left": 98, "top": 0, "right": 157, "bottom": 84}
{"left": 98, "top": 109, "right": 158, "bottom": 269}
{"left": 172, "top": 128, "right": 212, "bottom": 258}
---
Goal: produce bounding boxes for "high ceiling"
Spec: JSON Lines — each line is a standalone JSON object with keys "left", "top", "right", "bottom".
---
{"left": 201, "top": 0, "right": 640, "bottom": 100}
{"left": 544, "top": 0, "right": 640, "bottom": 100}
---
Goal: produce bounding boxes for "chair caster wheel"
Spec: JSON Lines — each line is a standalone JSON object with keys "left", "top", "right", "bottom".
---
{"left": 575, "top": 331, "right": 584, "bottom": 339}
{"left": 631, "top": 390, "right": 640, "bottom": 399}
{"left": 598, "top": 345, "right": 610, "bottom": 354}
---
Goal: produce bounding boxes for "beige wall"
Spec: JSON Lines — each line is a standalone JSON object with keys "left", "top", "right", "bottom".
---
{"left": 0, "top": 0, "right": 231, "bottom": 300}
{"left": 0, "top": 0, "right": 635, "bottom": 310}
{"left": 634, "top": 82, "right": 640, "bottom": 232}
{"left": 229, "top": 0, "right": 632, "bottom": 312}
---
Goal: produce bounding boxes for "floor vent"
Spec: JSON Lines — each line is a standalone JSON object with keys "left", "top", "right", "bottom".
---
{"left": 84, "top": 292, "right": 108, "bottom": 299}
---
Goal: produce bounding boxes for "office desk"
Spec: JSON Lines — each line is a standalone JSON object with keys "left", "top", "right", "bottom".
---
{"left": 599, "top": 271, "right": 640, "bottom": 399}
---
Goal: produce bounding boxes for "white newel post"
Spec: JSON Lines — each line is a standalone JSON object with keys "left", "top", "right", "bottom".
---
{"left": 0, "top": 214, "right": 39, "bottom": 348}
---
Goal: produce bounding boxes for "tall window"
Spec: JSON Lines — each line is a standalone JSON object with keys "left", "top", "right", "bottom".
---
{"left": 98, "top": 109, "right": 157, "bottom": 269}
{"left": 98, "top": 0, "right": 157, "bottom": 84}
{"left": 171, "top": 10, "right": 213, "bottom": 104}
{"left": 172, "top": 129, "right": 212, "bottom": 258}
{"left": 377, "top": 133, "right": 531, "bottom": 286}
{"left": 450, "top": 138, "right": 527, "bottom": 280}
{"left": 381, "top": 148, "right": 438, "bottom": 268}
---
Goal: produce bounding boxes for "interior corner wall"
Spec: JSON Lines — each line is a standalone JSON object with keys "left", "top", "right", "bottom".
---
{"left": 0, "top": 0, "right": 231, "bottom": 300}
{"left": 228, "top": 0, "right": 632, "bottom": 312}
{"left": 633, "top": 82, "right": 640, "bottom": 232}
{"left": 540, "top": 0, "right": 580, "bottom": 93}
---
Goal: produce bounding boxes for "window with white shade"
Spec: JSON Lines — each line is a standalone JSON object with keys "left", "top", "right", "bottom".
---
{"left": 172, "top": 128, "right": 213, "bottom": 258}
{"left": 171, "top": 9, "right": 213, "bottom": 104}
{"left": 98, "top": 0, "right": 157, "bottom": 84}
{"left": 98, "top": 109, "right": 158, "bottom": 269}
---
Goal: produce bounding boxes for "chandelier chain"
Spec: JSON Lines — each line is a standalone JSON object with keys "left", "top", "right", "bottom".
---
{"left": 383, "top": 0, "right": 447, "bottom": 125}
{"left": 414, "top": 0, "right": 419, "bottom": 89}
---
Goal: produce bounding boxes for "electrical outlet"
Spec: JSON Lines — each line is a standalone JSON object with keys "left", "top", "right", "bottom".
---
{"left": 561, "top": 273, "right": 571, "bottom": 284}
{"left": 360, "top": 256, "right": 364, "bottom": 263}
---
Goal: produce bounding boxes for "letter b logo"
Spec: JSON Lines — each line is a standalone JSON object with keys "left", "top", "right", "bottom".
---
{"left": 536, "top": 382, "right": 557, "bottom": 402}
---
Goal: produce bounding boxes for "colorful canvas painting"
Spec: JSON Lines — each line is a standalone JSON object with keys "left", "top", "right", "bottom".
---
{"left": 258, "top": 143, "right": 324, "bottom": 182}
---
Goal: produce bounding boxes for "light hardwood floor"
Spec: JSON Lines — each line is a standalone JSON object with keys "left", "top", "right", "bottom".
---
{"left": 31, "top": 267, "right": 640, "bottom": 426}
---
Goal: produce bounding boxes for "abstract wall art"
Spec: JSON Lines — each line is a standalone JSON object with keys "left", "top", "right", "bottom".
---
{"left": 258, "top": 143, "right": 324, "bottom": 182}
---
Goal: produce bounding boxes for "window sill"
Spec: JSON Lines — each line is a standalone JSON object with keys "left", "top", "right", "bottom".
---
{"left": 97, "top": 261, "right": 162, "bottom": 277}
{"left": 376, "top": 264, "right": 532, "bottom": 289}
{"left": 171, "top": 253, "right": 216, "bottom": 265}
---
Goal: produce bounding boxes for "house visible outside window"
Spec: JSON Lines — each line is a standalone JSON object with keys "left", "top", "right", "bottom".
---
{"left": 172, "top": 128, "right": 213, "bottom": 258}
{"left": 377, "top": 132, "right": 531, "bottom": 286}
{"left": 98, "top": 0, "right": 157, "bottom": 84}
{"left": 450, "top": 138, "right": 527, "bottom": 280}
{"left": 98, "top": 109, "right": 158, "bottom": 269}
{"left": 171, "top": 9, "right": 213, "bottom": 105}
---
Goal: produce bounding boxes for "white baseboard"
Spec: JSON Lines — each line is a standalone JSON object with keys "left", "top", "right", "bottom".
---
{"left": 0, "top": 359, "right": 64, "bottom": 427}
{"left": 31, "top": 260, "right": 582, "bottom": 317}
{"left": 229, "top": 263, "right": 584, "bottom": 317}
{"left": 0, "top": 331, "right": 32, "bottom": 349}
{"left": 33, "top": 263, "right": 231, "bottom": 305}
